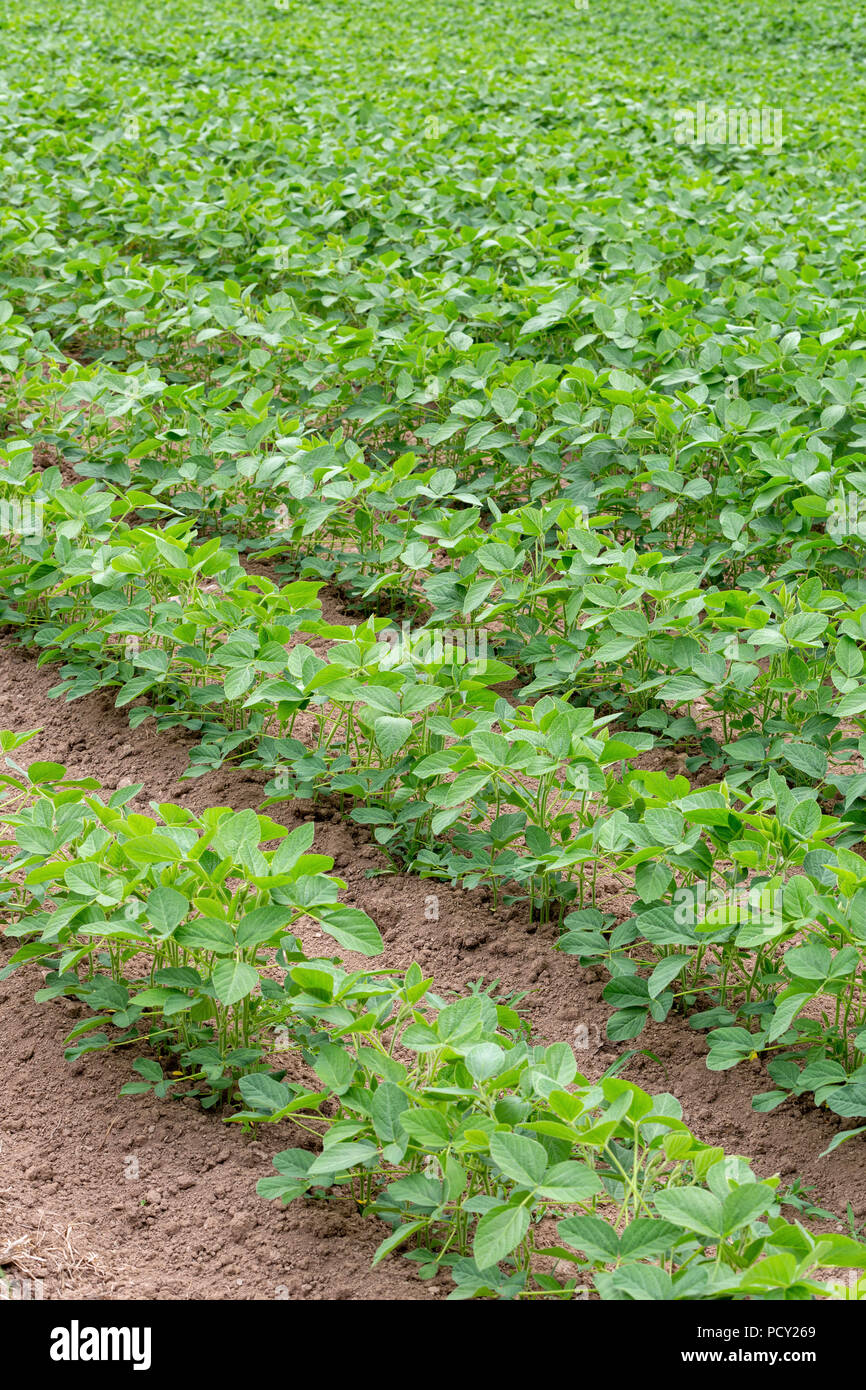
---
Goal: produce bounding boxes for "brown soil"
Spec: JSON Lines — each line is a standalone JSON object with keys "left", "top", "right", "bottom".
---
{"left": 31, "top": 441, "right": 81, "bottom": 490}
{"left": 1, "top": 633, "right": 865, "bottom": 1301}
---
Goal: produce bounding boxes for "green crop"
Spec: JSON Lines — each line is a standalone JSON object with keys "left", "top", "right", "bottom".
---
{"left": 4, "top": 0, "right": 866, "bottom": 1299}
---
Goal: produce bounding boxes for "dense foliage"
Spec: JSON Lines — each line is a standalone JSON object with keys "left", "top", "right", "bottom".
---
{"left": 3, "top": 0, "right": 866, "bottom": 1297}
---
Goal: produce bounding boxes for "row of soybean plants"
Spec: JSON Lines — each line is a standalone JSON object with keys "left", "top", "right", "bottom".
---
{"left": 2, "top": 734, "right": 865, "bottom": 1299}
{"left": 3, "top": 378, "right": 866, "bottom": 1128}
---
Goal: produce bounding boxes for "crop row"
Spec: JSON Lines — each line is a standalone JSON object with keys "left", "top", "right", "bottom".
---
{"left": 4, "top": 0, "right": 866, "bottom": 1299}
{"left": 2, "top": 733, "right": 865, "bottom": 1298}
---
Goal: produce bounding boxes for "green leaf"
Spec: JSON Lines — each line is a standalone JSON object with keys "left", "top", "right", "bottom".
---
{"left": 473, "top": 1203, "right": 531, "bottom": 1269}
{"left": 536, "top": 1161, "right": 602, "bottom": 1203}
{"left": 607, "top": 1007, "right": 649, "bottom": 1042}
{"left": 635, "top": 860, "right": 673, "bottom": 902}
{"left": 316, "top": 906, "right": 383, "bottom": 956}
{"left": 239, "top": 1073, "right": 291, "bottom": 1113}
{"left": 132, "top": 1058, "right": 164, "bottom": 1083}
{"left": 647, "top": 954, "right": 689, "bottom": 999}
{"left": 372, "top": 1220, "right": 427, "bottom": 1266}
{"left": 788, "top": 799, "right": 821, "bottom": 838}
{"left": 236, "top": 904, "right": 294, "bottom": 948}
{"left": 766, "top": 989, "right": 813, "bottom": 1044}
{"left": 122, "top": 833, "right": 183, "bottom": 863}
{"left": 311, "top": 1043, "right": 357, "bottom": 1094}
{"left": 271, "top": 822, "right": 316, "bottom": 872}
{"left": 427, "top": 770, "right": 492, "bottom": 808}
{"left": 374, "top": 715, "right": 413, "bottom": 758}
{"left": 399, "top": 1107, "right": 452, "bottom": 1149}
{"left": 26, "top": 761, "right": 68, "bottom": 784}
{"left": 721, "top": 1183, "right": 775, "bottom": 1233}
{"left": 820, "top": 1126, "right": 866, "bottom": 1156}
{"left": 836, "top": 636, "right": 864, "bottom": 678}
{"left": 370, "top": 1081, "right": 408, "bottom": 1143}
{"left": 306, "top": 1141, "right": 377, "bottom": 1177}
{"left": 63, "top": 862, "right": 102, "bottom": 895}
{"left": 653, "top": 1187, "right": 724, "bottom": 1238}
{"left": 557, "top": 1213, "right": 620, "bottom": 1261}
{"left": 465, "top": 1042, "right": 506, "bottom": 1081}
{"left": 224, "top": 665, "right": 254, "bottom": 700}
{"left": 145, "top": 886, "right": 189, "bottom": 938}
{"left": 783, "top": 742, "right": 827, "bottom": 781}
{"left": 783, "top": 943, "right": 831, "bottom": 982}
{"left": 619, "top": 1218, "right": 683, "bottom": 1259}
{"left": 175, "top": 918, "right": 235, "bottom": 954}
{"left": 211, "top": 960, "right": 259, "bottom": 1005}
{"left": 489, "top": 1131, "right": 548, "bottom": 1188}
